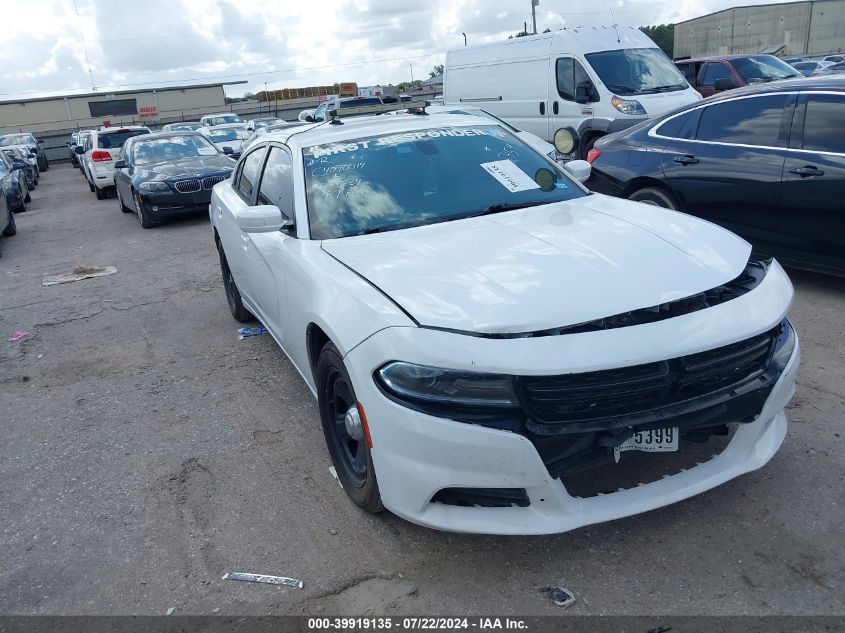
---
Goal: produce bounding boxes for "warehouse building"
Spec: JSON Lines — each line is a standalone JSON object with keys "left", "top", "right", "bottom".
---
{"left": 674, "top": 0, "right": 845, "bottom": 59}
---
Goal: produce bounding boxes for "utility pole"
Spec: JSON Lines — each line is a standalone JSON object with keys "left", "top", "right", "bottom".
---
{"left": 462, "top": 32, "right": 467, "bottom": 46}
{"left": 531, "top": 0, "right": 539, "bottom": 35}
{"left": 410, "top": 63, "right": 414, "bottom": 83}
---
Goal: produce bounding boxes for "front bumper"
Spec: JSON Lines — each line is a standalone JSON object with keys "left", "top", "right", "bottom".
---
{"left": 137, "top": 189, "right": 213, "bottom": 218}
{"left": 343, "top": 262, "right": 798, "bottom": 534}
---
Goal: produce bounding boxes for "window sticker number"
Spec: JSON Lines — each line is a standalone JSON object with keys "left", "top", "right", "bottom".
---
{"left": 480, "top": 160, "right": 540, "bottom": 193}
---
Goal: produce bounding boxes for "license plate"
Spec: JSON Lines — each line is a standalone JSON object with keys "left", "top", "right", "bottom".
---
{"left": 614, "top": 427, "right": 678, "bottom": 462}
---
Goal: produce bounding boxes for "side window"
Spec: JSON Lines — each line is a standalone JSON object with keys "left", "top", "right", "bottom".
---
{"left": 236, "top": 147, "right": 266, "bottom": 202}
{"left": 700, "top": 62, "right": 732, "bottom": 88}
{"left": 556, "top": 58, "right": 592, "bottom": 102}
{"left": 655, "top": 110, "right": 694, "bottom": 139}
{"left": 313, "top": 104, "right": 328, "bottom": 122}
{"left": 257, "top": 146, "right": 294, "bottom": 217}
{"left": 676, "top": 63, "right": 696, "bottom": 84}
{"left": 696, "top": 95, "right": 789, "bottom": 147}
{"left": 801, "top": 94, "right": 845, "bottom": 154}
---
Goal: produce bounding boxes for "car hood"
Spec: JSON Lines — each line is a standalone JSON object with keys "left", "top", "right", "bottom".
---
{"left": 136, "top": 156, "right": 234, "bottom": 180}
{"left": 321, "top": 195, "right": 751, "bottom": 334}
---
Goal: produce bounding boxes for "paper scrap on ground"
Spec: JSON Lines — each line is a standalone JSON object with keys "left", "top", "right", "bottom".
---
{"left": 480, "top": 160, "right": 540, "bottom": 193}
{"left": 222, "top": 572, "right": 304, "bottom": 589}
{"left": 42, "top": 266, "right": 117, "bottom": 286}
{"left": 8, "top": 331, "right": 28, "bottom": 342}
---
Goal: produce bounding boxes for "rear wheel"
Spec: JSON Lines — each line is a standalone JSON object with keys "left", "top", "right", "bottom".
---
{"left": 88, "top": 180, "right": 95, "bottom": 193}
{"left": 217, "top": 242, "right": 253, "bottom": 322}
{"left": 95, "top": 186, "right": 106, "bottom": 200}
{"left": 627, "top": 186, "right": 680, "bottom": 210}
{"left": 579, "top": 133, "right": 602, "bottom": 160}
{"left": 24, "top": 188, "right": 31, "bottom": 203}
{"left": 316, "top": 342, "right": 382, "bottom": 513}
{"left": 2, "top": 212, "right": 16, "bottom": 237}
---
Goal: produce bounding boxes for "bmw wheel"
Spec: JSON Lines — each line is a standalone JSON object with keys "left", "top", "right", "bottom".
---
{"left": 316, "top": 342, "right": 382, "bottom": 513}
{"left": 134, "top": 192, "right": 153, "bottom": 229}
{"left": 117, "top": 188, "right": 132, "bottom": 213}
{"left": 2, "top": 211, "right": 15, "bottom": 237}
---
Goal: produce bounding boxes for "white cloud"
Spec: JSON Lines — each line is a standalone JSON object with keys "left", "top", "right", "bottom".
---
{"left": 0, "top": 0, "right": 805, "bottom": 99}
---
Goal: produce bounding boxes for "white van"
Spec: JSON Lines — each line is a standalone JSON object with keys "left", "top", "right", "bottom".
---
{"left": 444, "top": 26, "right": 701, "bottom": 158}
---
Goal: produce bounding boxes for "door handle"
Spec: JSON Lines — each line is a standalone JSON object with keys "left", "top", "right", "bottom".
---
{"left": 553, "top": 101, "right": 559, "bottom": 115}
{"left": 673, "top": 155, "right": 699, "bottom": 165}
{"left": 789, "top": 165, "right": 824, "bottom": 177}
{"left": 539, "top": 102, "right": 545, "bottom": 115}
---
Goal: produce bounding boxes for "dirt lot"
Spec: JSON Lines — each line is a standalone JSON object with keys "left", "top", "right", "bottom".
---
{"left": 1, "top": 164, "right": 843, "bottom": 616}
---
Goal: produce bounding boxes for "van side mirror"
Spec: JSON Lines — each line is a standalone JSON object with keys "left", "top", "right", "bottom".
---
{"left": 575, "top": 82, "right": 594, "bottom": 104}
{"left": 714, "top": 77, "right": 739, "bottom": 91}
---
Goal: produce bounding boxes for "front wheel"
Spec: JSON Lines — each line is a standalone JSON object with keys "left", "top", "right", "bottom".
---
{"left": 217, "top": 242, "right": 253, "bottom": 322}
{"left": 316, "top": 342, "right": 383, "bottom": 513}
{"left": 117, "top": 187, "right": 132, "bottom": 213}
{"left": 95, "top": 186, "right": 106, "bottom": 200}
{"left": 24, "top": 188, "right": 31, "bottom": 203}
{"left": 627, "top": 186, "right": 680, "bottom": 210}
{"left": 2, "top": 212, "right": 16, "bottom": 237}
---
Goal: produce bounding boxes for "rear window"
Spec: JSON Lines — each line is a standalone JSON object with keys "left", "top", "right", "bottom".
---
{"left": 98, "top": 129, "right": 149, "bottom": 149}
{"left": 340, "top": 98, "right": 382, "bottom": 108}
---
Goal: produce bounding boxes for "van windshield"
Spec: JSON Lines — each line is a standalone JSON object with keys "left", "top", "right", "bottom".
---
{"left": 585, "top": 48, "right": 687, "bottom": 95}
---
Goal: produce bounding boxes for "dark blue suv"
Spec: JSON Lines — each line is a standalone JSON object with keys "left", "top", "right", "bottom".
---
{"left": 587, "top": 76, "right": 845, "bottom": 275}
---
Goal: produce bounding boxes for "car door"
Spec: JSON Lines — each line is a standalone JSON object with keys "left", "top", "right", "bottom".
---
{"left": 660, "top": 92, "right": 794, "bottom": 252}
{"left": 216, "top": 144, "right": 268, "bottom": 305}
{"left": 240, "top": 144, "right": 298, "bottom": 337}
{"left": 779, "top": 91, "right": 845, "bottom": 270}
{"left": 549, "top": 56, "right": 595, "bottom": 139}
{"left": 114, "top": 144, "right": 131, "bottom": 201}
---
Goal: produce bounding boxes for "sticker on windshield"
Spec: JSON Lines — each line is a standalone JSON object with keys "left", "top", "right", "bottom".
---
{"left": 197, "top": 147, "right": 216, "bottom": 155}
{"left": 480, "top": 160, "right": 540, "bottom": 193}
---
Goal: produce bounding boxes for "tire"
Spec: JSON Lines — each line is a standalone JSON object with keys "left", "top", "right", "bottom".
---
{"left": 217, "top": 242, "right": 253, "bottom": 322}
{"left": 579, "top": 133, "right": 602, "bottom": 160}
{"left": 316, "top": 342, "right": 383, "bottom": 513}
{"left": 134, "top": 192, "right": 154, "bottom": 228}
{"left": 43, "top": 158, "right": 49, "bottom": 171}
{"left": 117, "top": 187, "right": 132, "bottom": 213}
{"left": 24, "top": 188, "right": 31, "bottom": 203}
{"left": 627, "top": 186, "right": 680, "bottom": 210}
{"left": 2, "top": 211, "right": 15, "bottom": 237}
{"left": 88, "top": 180, "right": 95, "bottom": 193}
{"left": 95, "top": 186, "right": 106, "bottom": 200}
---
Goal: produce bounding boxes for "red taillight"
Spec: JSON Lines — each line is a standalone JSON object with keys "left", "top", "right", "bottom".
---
{"left": 587, "top": 148, "right": 602, "bottom": 164}
{"left": 91, "top": 150, "right": 112, "bottom": 162}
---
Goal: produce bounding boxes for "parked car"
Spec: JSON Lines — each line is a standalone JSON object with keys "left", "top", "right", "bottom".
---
{"left": 1, "top": 147, "right": 37, "bottom": 190}
{"left": 783, "top": 56, "right": 811, "bottom": 64}
{"left": 308, "top": 96, "right": 385, "bottom": 122}
{"left": 76, "top": 126, "right": 151, "bottom": 199}
{"left": 161, "top": 122, "right": 203, "bottom": 132}
{"left": 0, "top": 151, "right": 30, "bottom": 212}
{"left": 791, "top": 60, "right": 836, "bottom": 77}
{"left": 675, "top": 54, "right": 802, "bottom": 97}
{"left": 444, "top": 27, "right": 701, "bottom": 159}
{"left": 243, "top": 121, "right": 306, "bottom": 149}
{"left": 245, "top": 117, "right": 283, "bottom": 132}
{"left": 75, "top": 131, "right": 94, "bottom": 172}
{"left": 0, "top": 132, "right": 48, "bottom": 170}
{"left": 587, "top": 76, "right": 845, "bottom": 275}
{"left": 68, "top": 132, "right": 81, "bottom": 166}
{"left": 113, "top": 132, "right": 235, "bottom": 228}
{"left": 0, "top": 176, "right": 14, "bottom": 241}
{"left": 199, "top": 113, "right": 241, "bottom": 127}
{"left": 823, "top": 54, "right": 845, "bottom": 63}
{"left": 210, "top": 107, "right": 798, "bottom": 534}
{"left": 811, "top": 61, "right": 845, "bottom": 76}
{"left": 199, "top": 123, "right": 250, "bottom": 158}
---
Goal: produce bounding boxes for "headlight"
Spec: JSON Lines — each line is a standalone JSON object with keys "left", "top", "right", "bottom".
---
{"left": 611, "top": 96, "right": 647, "bottom": 116}
{"left": 771, "top": 318, "right": 796, "bottom": 370}
{"left": 139, "top": 181, "right": 169, "bottom": 192}
{"left": 376, "top": 362, "right": 520, "bottom": 409}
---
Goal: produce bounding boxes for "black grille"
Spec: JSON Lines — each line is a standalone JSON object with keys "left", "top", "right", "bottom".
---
{"left": 202, "top": 175, "right": 226, "bottom": 189}
{"left": 517, "top": 326, "right": 778, "bottom": 426}
{"left": 431, "top": 487, "right": 530, "bottom": 508}
{"left": 174, "top": 179, "right": 200, "bottom": 193}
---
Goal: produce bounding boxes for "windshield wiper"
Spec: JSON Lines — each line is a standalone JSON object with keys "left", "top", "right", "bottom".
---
{"left": 650, "top": 84, "right": 684, "bottom": 92}
{"left": 356, "top": 226, "right": 389, "bottom": 236}
{"left": 467, "top": 201, "right": 545, "bottom": 218}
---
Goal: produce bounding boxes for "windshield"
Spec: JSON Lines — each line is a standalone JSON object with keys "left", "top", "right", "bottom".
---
{"left": 98, "top": 129, "right": 149, "bottom": 149}
{"left": 132, "top": 135, "right": 219, "bottom": 165}
{"left": 731, "top": 56, "right": 801, "bottom": 82}
{"left": 207, "top": 114, "right": 240, "bottom": 125}
{"left": 253, "top": 119, "right": 279, "bottom": 129}
{"left": 585, "top": 48, "right": 687, "bottom": 95}
{"left": 206, "top": 128, "right": 249, "bottom": 142}
{"left": 303, "top": 125, "right": 584, "bottom": 240}
{"left": 168, "top": 123, "right": 202, "bottom": 131}
{"left": 0, "top": 133, "right": 35, "bottom": 147}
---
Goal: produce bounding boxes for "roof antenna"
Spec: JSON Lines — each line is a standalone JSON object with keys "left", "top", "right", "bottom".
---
{"left": 609, "top": 5, "right": 621, "bottom": 43}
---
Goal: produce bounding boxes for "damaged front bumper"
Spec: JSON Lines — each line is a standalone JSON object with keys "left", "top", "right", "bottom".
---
{"left": 345, "top": 261, "right": 798, "bottom": 534}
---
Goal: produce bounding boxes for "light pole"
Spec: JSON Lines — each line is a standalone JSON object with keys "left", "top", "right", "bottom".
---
{"left": 462, "top": 32, "right": 467, "bottom": 46}
{"left": 531, "top": 0, "right": 538, "bottom": 34}
{"left": 409, "top": 63, "right": 414, "bottom": 83}
{"left": 264, "top": 82, "right": 268, "bottom": 116}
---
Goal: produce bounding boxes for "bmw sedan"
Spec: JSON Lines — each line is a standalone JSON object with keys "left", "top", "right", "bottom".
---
{"left": 113, "top": 132, "right": 235, "bottom": 228}
{"left": 210, "top": 110, "right": 798, "bottom": 534}
{"left": 587, "top": 76, "right": 845, "bottom": 275}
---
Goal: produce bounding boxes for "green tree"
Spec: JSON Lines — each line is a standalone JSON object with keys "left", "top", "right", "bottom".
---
{"left": 640, "top": 24, "right": 674, "bottom": 58}
{"left": 429, "top": 64, "right": 444, "bottom": 78}
{"left": 508, "top": 30, "right": 530, "bottom": 39}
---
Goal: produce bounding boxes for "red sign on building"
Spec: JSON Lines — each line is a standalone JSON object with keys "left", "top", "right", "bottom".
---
{"left": 139, "top": 105, "right": 158, "bottom": 118}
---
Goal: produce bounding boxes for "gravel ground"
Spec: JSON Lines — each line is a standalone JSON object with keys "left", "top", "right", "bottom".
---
{"left": 1, "top": 164, "right": 843, "bottom": 616}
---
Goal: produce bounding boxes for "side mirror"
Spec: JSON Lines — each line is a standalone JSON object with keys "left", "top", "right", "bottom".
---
{"left": 237, "top": 205, "right": 290, "bottom": 233}
{"left": 114, "top": 160, "right": 127, "bottom": 169}
{"left": 222, "top": 146, "right": 234, "bottom": 155}
{"left": 305, "top": 115, "right": 315, "bottom": 123}
{"left": 74, "top": 146, "right": 85, "bottom": 154}
{"left": 553, "top": 127, "right": 580, "bottom": 156}
{"left": 563, "top": 159, "right": 592, "bottom": 183}
{"left": 575, "top": 82, "right": 592, "bottom": 104}
{"left": 714, "top": 77, "right": 739, "bottom": 91}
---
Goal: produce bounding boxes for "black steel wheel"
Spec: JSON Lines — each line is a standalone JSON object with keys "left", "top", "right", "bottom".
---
{"left": 217, "top": 242, "right": 252, "bottom": 322}
{"left": 316, "top": 342, "right": 382, "bottom": 513}
{"left": 2, "top": 211, "right": 16, "bottom": 237}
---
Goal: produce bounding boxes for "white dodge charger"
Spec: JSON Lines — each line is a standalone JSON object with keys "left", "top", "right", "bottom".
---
{"left": 210, "top": 110, "right": 799, "bottom": 534}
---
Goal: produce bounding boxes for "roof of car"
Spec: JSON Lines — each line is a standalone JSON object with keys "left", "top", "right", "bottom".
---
{"left": 204, "top": 123, "right": 245, "bottom": 129}
{"left": 677, "top": 54, "right": 786, "bottom": 63}
{"left": 97, "top": 125, "right": 149, "bottom": 133}
{"left": 260, "top": 111, "right": 507, "bottom": 152}
{"left": 706, "top": 74, "right": 845, "bottom": 98}
{"left": 128, "top": 130, "right": 201, "bottom": 142}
